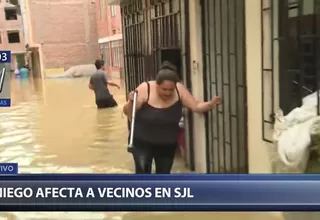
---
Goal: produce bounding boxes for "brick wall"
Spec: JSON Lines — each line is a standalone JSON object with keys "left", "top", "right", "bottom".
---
{"left": 28, "top": 0, "right": 100, "bottom": 70}
{"left": 96, "top": 0, "right": 122, "bottom": 37}
{"left": 96, "top": 0, "right": 123, "bottom": 78}
{"left": 110, "top": 6, "right": 122, "bottom": 34}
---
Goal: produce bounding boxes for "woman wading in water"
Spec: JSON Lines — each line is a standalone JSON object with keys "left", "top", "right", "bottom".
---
{"left": 123, "top": 62, "right": 221, "bottom": 174}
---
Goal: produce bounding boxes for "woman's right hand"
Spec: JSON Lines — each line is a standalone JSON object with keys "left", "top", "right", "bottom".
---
{"left": 128, "top": 91, "right": 136, "bottom": 102}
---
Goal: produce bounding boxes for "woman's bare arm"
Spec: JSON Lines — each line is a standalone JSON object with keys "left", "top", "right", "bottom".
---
{"left": 123, "top": 82, "right": 148, "bottom": 120}
{"left": 177, "top": 83, "right": 221, "bottom": 113}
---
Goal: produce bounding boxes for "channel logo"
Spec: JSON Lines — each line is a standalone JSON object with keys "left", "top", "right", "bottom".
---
{"left": 0, "top": 67, "right": 10, "bottom": 107}
{"left": 0, "top": 51, "right": 11, "bottom": 63}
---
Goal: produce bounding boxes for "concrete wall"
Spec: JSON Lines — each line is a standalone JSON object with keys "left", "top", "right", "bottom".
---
{"left": 28, "top": 0, "right": 100, "bottom": 71}
{"left": 0, "top": 1, "right": 25, "bottom": 53}
{"left": 245, "top": 0, "right": 275, "bottom": 173}
{"left": 188, "top": 0, "right": 207, "bottom": 173}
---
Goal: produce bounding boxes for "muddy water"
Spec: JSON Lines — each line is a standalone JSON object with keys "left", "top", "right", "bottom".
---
{"left": 0, "top": 77, "right": 286, "bottom": 219}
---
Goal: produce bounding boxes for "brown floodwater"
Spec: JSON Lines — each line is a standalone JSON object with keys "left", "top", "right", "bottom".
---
{"left": 0, "top": 76, "right": 295, "bottom": 219}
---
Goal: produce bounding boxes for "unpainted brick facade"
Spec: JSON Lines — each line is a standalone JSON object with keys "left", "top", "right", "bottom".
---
{"left": 96, "top": 0, "right": 123, "bottom": 78}
{"left": 0, "top": 1, "right": 25, "bottom": 53}
{"left": 96, "top": 0, "right": 122, "bottom": 38}
{"left": 0, "top": 1, "right": 26, "bottom": 65}
{"left": 0, "top": 1, "right": 25, "bottom": 70}
{"left": 28, "top": 0, "right": 100, "bottom": 70}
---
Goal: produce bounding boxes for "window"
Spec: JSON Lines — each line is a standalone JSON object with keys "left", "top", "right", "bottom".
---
{"left": 4, "top": 8, "right": 18, "bottom": 20}
{"left": 100, "top": 43, "right": 110, "bottom": 67}
{"left": 111, "top": 5, "right": 116, "bottom": 17}
{"left": 112, "top": 29, "right": 116, "bottom": 35}
{"left": 278, "top": 0, "right": 319, "bottom": 113}
{"left": 100, "top": 0, "right": 105, "bottom": 20}
{"left": 260, "top": 0, "right": 320, "bottom": 142}
{"left": 7, "top": 0, "right": 18, "bottom": 4}
{"left": 106, "top": 43, "right": 111, "bottom": 66}
{"left": 7, "top": 31, "right": 20, "bottom": 43}
{"left": 111, "top": 40, "right": 123, "bottom": 67}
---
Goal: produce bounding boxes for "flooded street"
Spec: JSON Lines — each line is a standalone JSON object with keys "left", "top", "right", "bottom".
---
{"left": 4, "top": 77, "right": 189, "bottom": 175}
{"left": 0, "top": 77, "right": 284, "bottom": 219}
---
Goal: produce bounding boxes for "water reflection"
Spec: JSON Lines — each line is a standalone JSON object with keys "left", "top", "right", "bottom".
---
{"left": 0, "top": 77, "right": 287, "bottom": 220}
{"left": 0, "top": 77, "right": 290, "bottom": 220}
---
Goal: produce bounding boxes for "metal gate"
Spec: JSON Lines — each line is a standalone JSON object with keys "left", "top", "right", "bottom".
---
{"left": 278, "top": 0, "right": 320, "bottom": 115}
{"left": 121, "top": 0, "right": 194, "bottom": 170}
{"left": 261, "top": 0, "right": 320, "bottom": 142}
{"left": 121, "top": 0, "right": 190, "bottom": 92}
{"left": 201, "top": 0, "right": 248, "bottom": 173}
{"left": 148, "top": 0, "right": 194, "bottom": 169}
{"left": 149, "top": 0, "right": 182, "bottom": 76}
{"left": 121, "top": 0, "right": 146, "bottom": 94}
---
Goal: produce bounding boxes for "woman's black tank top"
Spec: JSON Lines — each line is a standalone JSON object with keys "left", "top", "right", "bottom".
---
{"left": 133, "top": 82, "right": 183, "bottom": 145}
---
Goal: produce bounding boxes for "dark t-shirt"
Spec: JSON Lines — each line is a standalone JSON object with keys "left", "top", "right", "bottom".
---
{"left": 89, "top": 70, "right": 111, "bottom": 101}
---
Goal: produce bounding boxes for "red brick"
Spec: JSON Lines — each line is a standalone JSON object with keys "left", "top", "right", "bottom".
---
{"left": 96, "top": 1, "right": 122, "bottom": 78}
{"left": 96, "top": 1, "right": 122, "bottom": 37}
{"left": 28, "top": 0, "right": 100, "bottom": 70}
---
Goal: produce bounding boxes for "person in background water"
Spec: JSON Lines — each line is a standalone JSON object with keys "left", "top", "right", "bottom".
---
{"left": 123, "top": 61, "right": 222, "bottom": 174}
{"left": 20, "top": 65, "right": 29, "bottom": 79}
{"left": 89, "top": 59, "right": 120, "bottom": 109}
{"left": 14, "top": 65, "right": 20, "bottom": 78}
{"left": 25, "top": 64, "right": 31, "bottom": 72}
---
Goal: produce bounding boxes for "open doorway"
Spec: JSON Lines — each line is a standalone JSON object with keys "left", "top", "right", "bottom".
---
{"left": 160, "top": 49, "right": 182, "bottom": 80}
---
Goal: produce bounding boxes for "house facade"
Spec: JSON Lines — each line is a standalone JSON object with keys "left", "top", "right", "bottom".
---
{"left": 0, "top": 0, "right": 25, "bottom": 71}
{"left": 107, "top": 0, "right": 318, "bottom": 179}
{"left": 17, "top": 0, "right": 99, "bottom": 78}
{"left": 96, "top": 0, "right": 124, "bottom": 79}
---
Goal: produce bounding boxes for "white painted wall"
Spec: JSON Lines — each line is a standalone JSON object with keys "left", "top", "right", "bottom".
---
{"left": 188, "top": 0, "right": 207, "bottom": 173}
{"left": 245, "top": 0, "right": 275, "bottom": 174}
{"left": 246, "top": 0, "right": 283, "bottom": 218}
{"left": 98, "top": 34, "right": 123, "bottom": 43}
